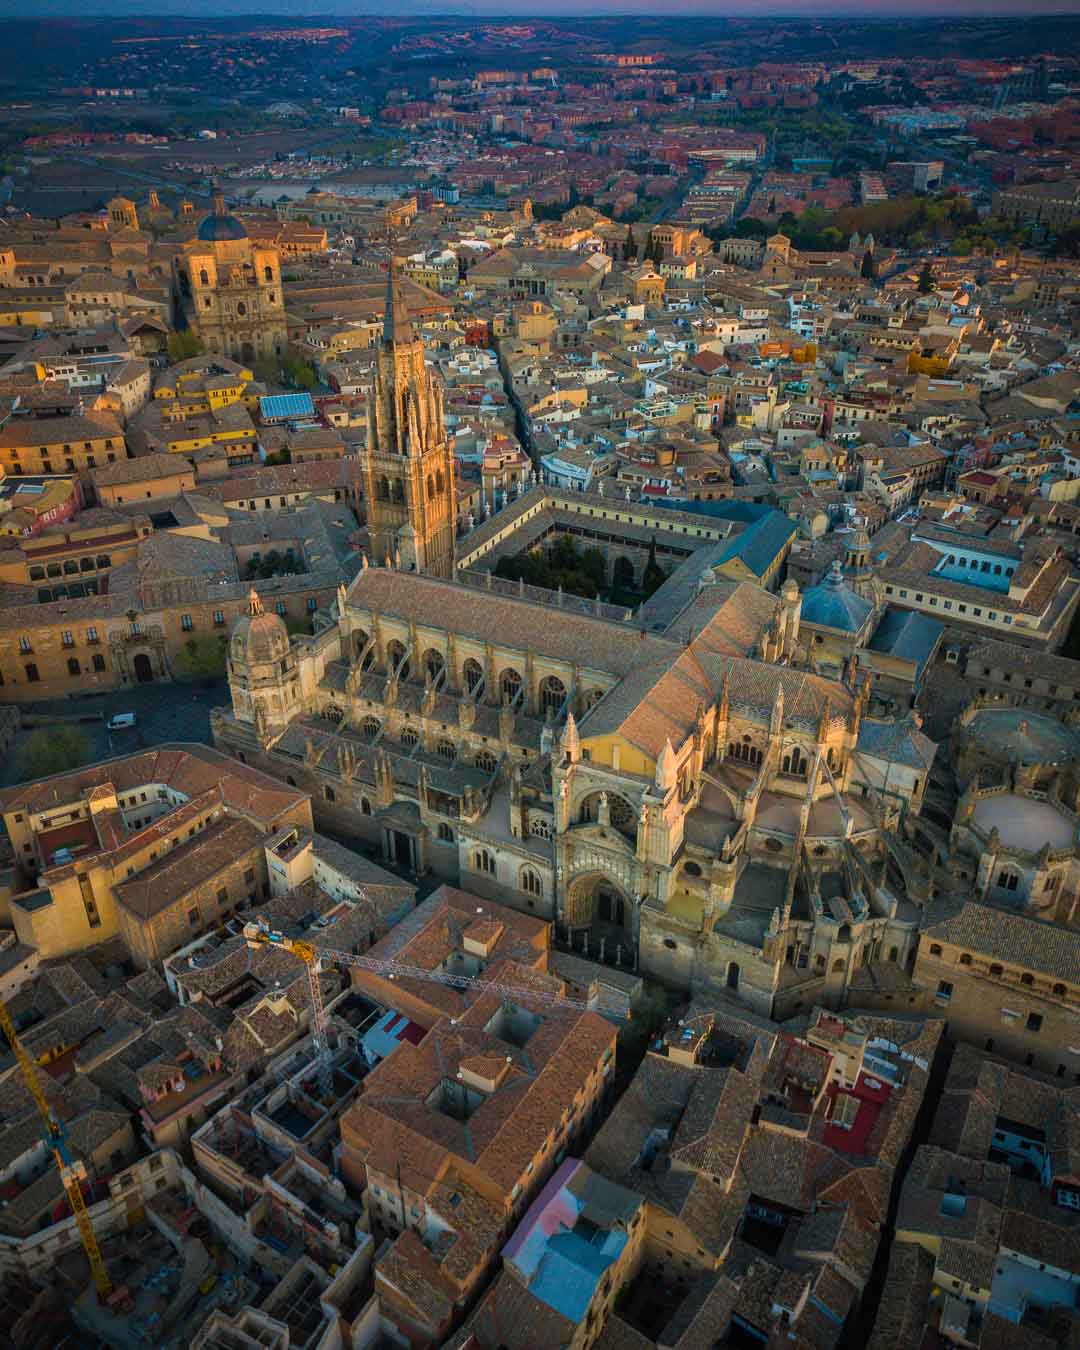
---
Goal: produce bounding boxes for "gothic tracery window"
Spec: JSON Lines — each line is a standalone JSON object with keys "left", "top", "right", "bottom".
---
{"left": 539, "top": 674, "right": 566, "bottom": 716}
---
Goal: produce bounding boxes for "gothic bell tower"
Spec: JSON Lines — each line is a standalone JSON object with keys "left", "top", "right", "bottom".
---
{"left": 363, "top": 272, "right": 456, "bottom": 577}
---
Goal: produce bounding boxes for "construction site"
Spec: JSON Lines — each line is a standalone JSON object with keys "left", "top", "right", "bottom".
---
{"left": 0, "top": 885, "right": 633, "bottom": 1348}
{"left": 0, "top": 1032, "right": 384, "bottom": 1350}
{"left": 73, "top": 1208, "right": 258, "bottom": 1350}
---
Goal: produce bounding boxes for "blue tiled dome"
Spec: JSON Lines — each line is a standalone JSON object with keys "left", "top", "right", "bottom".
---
{"left": 197, "top": 211, "right": 247, "bottom": 243}
{"left": 801, "top": 561, "right": 873, "bottom": 633}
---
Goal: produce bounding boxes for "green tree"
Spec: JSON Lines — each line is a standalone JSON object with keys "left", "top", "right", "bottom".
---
{"left": 860, "top": 248, "right": 877, "bottom": 280}
{"left": 166, "top": 330, "right": 205, "bottom": 363}
{"left": 253, "top": 353, "right": 280, "bottom": 385}
{"left": 581, "top": 547, "right": 607, "bottom": 590}
{"left": 624, "top": 223, "right": 637, "bottom": 262}
{"left": 642, "top": 538, "right": 667, "bottom": 596}
{"left": 917, "top": 260, "right": 936, "bottom": 294}
{"left": 494, "top": 535, "right": 608, "bottom": 600}
{"left": 281, "top": 352, "right": 317, "bottom": 391}
{"left": 258, "top": 549, "right": 283, "bottom": 580}
{"left": 19, "top": 725, "right": 90, "bottom": 781}
{"left": 174, "top": 635, "right": 227, "bottom": 682}
{"left": 734, "top": 217, "right": 768, "bottom": 240}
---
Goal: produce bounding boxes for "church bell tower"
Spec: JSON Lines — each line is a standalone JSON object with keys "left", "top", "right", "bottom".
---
{"left": 363, "top": 273, "right": 456, "bottom": 577}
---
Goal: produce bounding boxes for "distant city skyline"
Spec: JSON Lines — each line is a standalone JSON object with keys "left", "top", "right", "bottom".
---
{"left": 2, "top": 0, "right": 1078, "bottom": 13}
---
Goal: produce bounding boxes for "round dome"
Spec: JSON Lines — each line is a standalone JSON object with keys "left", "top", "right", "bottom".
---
{"left": 965, "top": 708, "right": 1079, "bottom": 766}
{"left": 801, "top": 561, "right": 873, "bottom": 633}
{"left": 197, "top": 211, "right": 248, "bottom": 243}
{"left": 231, "top": 591, "right": 289, "bottom": 666}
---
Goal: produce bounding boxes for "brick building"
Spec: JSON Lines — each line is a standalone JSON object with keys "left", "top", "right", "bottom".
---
{"left": 0, "top": 413, "right": 125, "bottom": 479}
{"left": 338, "top": 888, "right": 617, "bottom": 1347}
{"left": 0, "top": 745, "right": 311, "bottom": 962}
{"left": 914, "top": 899, "right": 1079, "bottom": 1076}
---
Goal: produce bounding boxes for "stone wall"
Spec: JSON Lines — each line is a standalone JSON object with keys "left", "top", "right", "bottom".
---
{"left": 914, "top": 943, "right": 1078, "bottom": 1076}
{"left": 120, "top": 842, "right": 268, "bottom": 968}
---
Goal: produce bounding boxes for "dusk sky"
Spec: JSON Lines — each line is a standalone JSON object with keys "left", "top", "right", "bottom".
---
{"left": 8, "top": 0, "right": 1080, "bottom": 13}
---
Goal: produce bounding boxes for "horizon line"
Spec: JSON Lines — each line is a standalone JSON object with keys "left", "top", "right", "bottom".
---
{"left": 2, "top": 4, "right": 1080, "bottom": 13}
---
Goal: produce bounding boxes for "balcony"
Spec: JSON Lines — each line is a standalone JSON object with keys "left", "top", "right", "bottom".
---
{"left": 109, "top": 624, "right": 165, "bottom": 645}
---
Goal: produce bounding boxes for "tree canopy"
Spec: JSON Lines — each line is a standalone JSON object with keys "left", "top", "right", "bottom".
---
{"left": 19, "top": 725, "right": 90, "bottom": 781}
{"left": 244, "top": 548, "right": 300, "bottom": 580}
{"left": 173, "top": 635, "right": 228, "bottom": 682}
{"left": 494, "top": 535, "right": 608, "bottom": 599}
{"left": 642, "top": 538, "right": 667, "bottom": 597}
{"left": 166, "top": 330, "right": 204, "bottom": 362}
{"left": 281, "top": 351, "right": 317, "bottom": 391}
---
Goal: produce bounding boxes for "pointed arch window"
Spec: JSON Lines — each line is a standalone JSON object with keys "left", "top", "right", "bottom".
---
{"left": 463, "top": 658, "right": 484, "bottom": 694}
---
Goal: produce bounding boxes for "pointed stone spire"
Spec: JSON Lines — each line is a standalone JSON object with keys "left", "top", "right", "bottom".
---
{"left": 383, "top": 264, "right": 414, "bottom": 346}
{"left": 561, "top": 710, "right": 580, "bottom": 762}
{"left": 656, "top": 737, "right": 677, "bottom": 791}
{"left": 770, "top": 681, "right": 785, "bottom": 737}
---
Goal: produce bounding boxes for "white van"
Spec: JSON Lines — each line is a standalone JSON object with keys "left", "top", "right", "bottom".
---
{"left": 107, "top": 713, "right": 137, "bottom": 731}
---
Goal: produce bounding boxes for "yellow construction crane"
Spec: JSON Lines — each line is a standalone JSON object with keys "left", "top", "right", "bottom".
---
{"left": 0, "top": 996, "right": 111, "bottom": 1299}
{"left": 243, "top": 917, "right": 624, "bottom": 1098}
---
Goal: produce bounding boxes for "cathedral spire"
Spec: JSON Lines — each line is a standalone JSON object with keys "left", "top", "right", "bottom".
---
{"left": 383, "top": 265, "right": 414, "bottom": 347}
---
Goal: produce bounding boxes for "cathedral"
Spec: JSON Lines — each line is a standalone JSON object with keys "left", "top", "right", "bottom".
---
{"left": 173, "top": 191, "right": 287, "bottom": 363}
{"left": 214, "top": 310, "right": 944, "bottom": 1014}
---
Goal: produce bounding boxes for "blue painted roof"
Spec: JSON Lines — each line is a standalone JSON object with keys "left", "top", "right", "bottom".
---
{"left": 654, "top": 498, "right": 775, "bottom": 524}
{"left": 530, "top": 1230, "right": 625, "bottom": 1323}
{"left": 260, "top": 392, "right": 315, "bottom": 421}
{"left": 361, "top": 1010, "right": 415, "bottom": 1062}
{"left": 710, "top": 509, "right": 796, "bottom": 578}
{"left": 867, "top": 607, "right": 943, "bottom": 679}
{"left": 502, "top": 1159, "right": 639, "bottom": 1325}
{"left": 801, "top": 563, "right": 873, "bottom": 632}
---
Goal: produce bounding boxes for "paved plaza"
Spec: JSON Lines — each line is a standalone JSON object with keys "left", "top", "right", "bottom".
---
{"left": 0, "top": 679, "right": 229, "bottom": 789}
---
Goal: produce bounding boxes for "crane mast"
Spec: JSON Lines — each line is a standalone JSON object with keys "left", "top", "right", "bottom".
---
{"left": 0, "top": 996, "right": 111, "bottom": 1298}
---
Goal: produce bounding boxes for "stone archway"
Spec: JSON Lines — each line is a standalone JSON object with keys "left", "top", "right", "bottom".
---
{"left": 578, "top": 789, "right": 637, "bottom": 843}
{"left": 564, "top": 871, "right": 635, "bottom": 967}
{"left": 613, "top": 556, "right": 636, "bottom": 590}
{"left": 350, "top": 628, "right": 373, "bottom": 669}
{"left": 133, "top": 652, "right": 154, "bottom": 684}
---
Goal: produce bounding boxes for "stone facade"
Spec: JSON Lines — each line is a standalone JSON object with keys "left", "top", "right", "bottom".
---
{"left": 361, "top": 273, "right": 457, "bottom": 579}
{"left": 0, "top": 746, "right": 311, "bottom": 961}
{"left": 116, "top": 822, "right": 269, "bottom": 968}
{"left": 216, "top": 552, "right": 936, "bottom": 1019}
{"left": 914, "top": 921, "right": 1079, "bottom": 1077}
{"left": 174, "top": 194, "right": 287, "bottom": 364}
